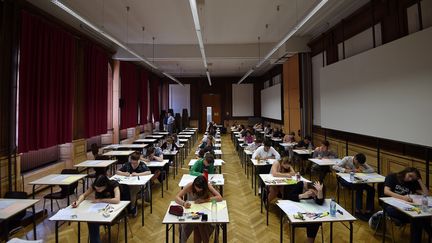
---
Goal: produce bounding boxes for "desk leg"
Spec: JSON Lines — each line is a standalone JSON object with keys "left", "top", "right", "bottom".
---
{"left": 349, "top": 221, "right": 353, "bottom": 243}
{"left": 78, "top": 222, "right": 81, "bottom": 243}
{"left": 67, "top": 185, "right": 70, "bottom": 205}
{"left": 150, "top": 181, "right": 153, "bottom": 214}
{"left": 166, "top": 224, "right": 169, "bottom": 243}
{"left": 330, "top": 222, "right": 333, "bottom": 243}
{"left": 108, "top": 225, "right": 111, "bottom": 243}
{"left": 266, "top": 186, "right": 269, "bottom": 226}
{"left": 351, "top": 189, "right": 355, "bottom": 215}
{"left": 260, "top": 182, "right": 263, "bottom": 213}
{"left": 222, "top": 224, "right": 227, "bottom": 243}
{"left": 141, "top": 184, "right": 145, "bottom": 226}
{"left": 32, "top": 185, "right": 36, "bottom": 199}
{"left": 55, "top": 221, "right": 59, "bottom": 243}
{"left": 254, "top": 166, "right": 257, "bottom": 196}
{"left": 124, "top": 213, "right": 128, "bottom": 243}
{"left": 172, "top": 224, "right": 175, "bottom": 243}
{"left": 251, "top": 163, "right": 254, "bottom": 189}
{"left": 50, "top": 186, "right": 53, "bottom": 212}
{"left": 280, "top": 210, "right": 283, "bottom": 243}
{"left": 32, "top": 205, "right": 37, "bottom": 240}
{"left": 337, "top": 180, "right": 340, "bottom": 203}
{"left": 291, "top": 224, "right": 295, "bottom": 243}
{"left": 382, "top": 205, "right": 386, "bottom": 243}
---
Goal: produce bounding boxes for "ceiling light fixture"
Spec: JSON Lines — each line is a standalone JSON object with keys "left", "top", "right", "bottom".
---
{"left": 188, "top": 0, "right": 211, "bottom": 86}
{"left": 51, "top": 0, "right": 183, "bottom": 86}
{"left": 237, "top": 0, "right": 328, "bottom": 84}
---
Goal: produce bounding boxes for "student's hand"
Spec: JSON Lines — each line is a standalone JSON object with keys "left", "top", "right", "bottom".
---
{"left": 131, "top": 172, "right": 138, "bottom": 176}
{"left": 183, "top": 202, "right": 191, "bottom": 209}
{"left": 344, "top": 168, "right": 352, "bottom": 173}
{"left": 402, "top": 195, "right": 413, "bottom": 202}
{"left": 72, "top": 201, "right": 79, "bottom": 208}
{"left": 355, "top": 168, "right": 362, "bottom": 173}
{"left": 300, "top": 190, "right": 314, "bottom": 199}
{"left": 195, "top": 198, "right": 208, "bottom": 204}
{"left": 313, "top": 182, "right": 323, "bottom": 192}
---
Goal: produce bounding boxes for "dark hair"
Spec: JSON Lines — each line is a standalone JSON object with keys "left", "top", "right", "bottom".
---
{"left": 304, "top": 135, "right": 312, "bottom": 141}
{"left": 354, "top": 153, "right": 366, "bottom": 164}
{"left": 263, "top": 140, "right": 272, "bottom": 147}
{"left": 204, "top": 153, "right": 215, "bottom": 164}
{"left": 146, "top": 147, "right": 155, "bottom": 157}
{"left": 322, "top": 140, "right": 330, "bottom": 147}
{"left": 92, "top": 175, "right": 110, "bottom": 189}
{"left": 198, "top": 148, "right": 206, "bottom": 158}
{"left": 91, "top": 143, "right": 99, "bottom": 157}
{"left": 192, "top": 176, "right": 210, "bottom": 199}
{"left": 289, "top": 132, "right": 295, "bottom": 136}
{"left": 130, "top": 152, "right": 140, "bottom": 161}
{"left": 396, "top": 167, "right": 421, "bottom": 182}
{"left": 255, "top": 138, "right": 263, "bottom": 144}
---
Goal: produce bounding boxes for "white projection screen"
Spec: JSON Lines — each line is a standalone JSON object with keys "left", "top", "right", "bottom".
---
{"left": 232, "top": 84, "right": 254, "bottom": 117}
{"left": 169, "top": 84, "right": 190, "bottom": 115}
{"left": 320, "top": 27, "right": 432, "bottom": 147}
{"left": 261, "top": 83, "right": 282, "bottom": 120}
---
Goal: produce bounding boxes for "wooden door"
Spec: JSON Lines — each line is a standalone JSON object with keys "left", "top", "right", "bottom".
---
{"left": 201, "top": 94, "right": 221, "bottom": 132}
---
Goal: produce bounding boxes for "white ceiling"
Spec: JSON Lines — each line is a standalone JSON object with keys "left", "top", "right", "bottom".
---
{"left": 29, "top": 0, "right": 369, "bottom": 78}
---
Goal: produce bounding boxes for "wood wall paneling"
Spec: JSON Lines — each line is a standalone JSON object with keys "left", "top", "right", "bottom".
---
{"left": 282, "top": 54, "right": 301, "bottom": 139}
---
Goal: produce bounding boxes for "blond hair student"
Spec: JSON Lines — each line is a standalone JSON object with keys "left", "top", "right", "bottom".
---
{"left": 268, "top": 157, "right": 296, "bottom": 203}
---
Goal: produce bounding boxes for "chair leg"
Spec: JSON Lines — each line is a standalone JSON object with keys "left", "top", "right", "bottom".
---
{"left": 55, "top": 200, "right": 61, "bottom": 211}
{"left": 390, "top": 220, "right": 395, "bottom": 243}
{"left": 321, "top": 224, "right": 324, "bottom": 243}
{"left": 43, "top": 198, "right": 47, "bottom": 214}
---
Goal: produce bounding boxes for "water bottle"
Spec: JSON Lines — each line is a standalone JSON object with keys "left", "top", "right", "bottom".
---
{"left": 330, "top": 198, "right": 337, "bottom": 217}
{"left": 211, "top": 199, "right": 217, "bottom": 222}
{"left": 422, "top": 194, "right": 429, "bottom": 212}
{"left": 308, "top": 143, "right": 313, "bottom": 153}
{"left": 350, "top": 172, "right": 355, "bottom": 182}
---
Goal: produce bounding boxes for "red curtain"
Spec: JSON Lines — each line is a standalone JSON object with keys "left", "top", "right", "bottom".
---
{"left": 151, "top": 78, "right": 160, "bottom": 122}
{"left": 140, "top": 69, "right": 149, "bottom": 125}
{"left": 120, "top": 61, "right": 138, "bottom": 129}
{"left": 84, "top": 43, "right": 109, "bottom": 138}
{"left": 18, "top": 11, "right": 75, "bottom": 153}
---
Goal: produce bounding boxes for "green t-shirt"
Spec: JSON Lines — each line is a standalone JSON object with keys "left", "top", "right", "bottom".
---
{"left": 190, "top": 158, "right": 215, "bottom": 176}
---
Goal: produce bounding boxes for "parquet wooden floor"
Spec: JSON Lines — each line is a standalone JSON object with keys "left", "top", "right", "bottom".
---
{"left": 10, "top": 134, "right": 415, "bottom": 242}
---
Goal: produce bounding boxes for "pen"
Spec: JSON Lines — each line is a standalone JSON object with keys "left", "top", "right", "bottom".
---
{"left": 138, "top": 175, "right": 140, "bottom": 180}
{"left": 337, "top": 209, "right": 343, "bottom": 215}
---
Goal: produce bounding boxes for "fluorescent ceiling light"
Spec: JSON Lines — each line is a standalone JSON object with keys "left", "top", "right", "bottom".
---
{"left": 237, "top": 69, "right": 254, "bottom": 84}
{"left": 162, "top": 72, "right": 183, "bottom": 86}
{"left": 206, "top": 71, "right": 212, "bottom": 86}
{"left": 238, "top": 0, "right": 328, "bottom": 84}
{"left": 51, "top": 0, "right": 183, "bottom": 85}
{"left": 188, "top": 0, "right": 211, "bottom": 86}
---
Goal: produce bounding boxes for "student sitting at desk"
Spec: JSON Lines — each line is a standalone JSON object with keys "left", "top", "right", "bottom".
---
{"left": 116, "top": 152, "right": 151, "bottom": 216}
{"left": 246, "top": 138, "right": 263, "bottom": 152}
{"left": 252, "top": 140, "right": 281, "bottom": 160}
{"left": 264, "top": 124, "right": 272, "bottom": 135}
{"left": 161, "top": 137, "right": 179, "bottom": 151}
{"left": 171, "top": 133, "right": 180, "bottom": 146}
{"left": 141, "top": 147, "right": 165, "bottom": 183}
{"left": 332, "top": 153, "right": 375, "bottom": 220}
{"left": 272, "top": 128, "right": 285, "bottom": 139}
{"left": 175, "top": 176, "right": 223, "bottom": 243}
{"left": 383, "top": 167, "right": 430, "bottom": 242}
{"left": 190, "top": 153, "right": 215, "bottom": 176}
{"left": 253, "top": 122, "right": 263, "bottom": 130}
{"left": 268, "top": 157, "right": 297, "bottom": 203}
{"left": 311, "top": 140, "right": 337, "bottom": 182}
{"left": 90, "top": 143, "right": 108, "bottom": 176}
{"left": 242, "top": 130, "right": 255, "bottom": 144}
{"left": 282, "top": 132, "right": 296, "bottom": 143}
{"left": 285, "top": 181, "right": 325, "bottom": 243}
{"left": 295, "top": 135, "right": 314, "bottom": 149}
{"left": 72, "top": 175, "right": 121, "bottom": 243}
{"left": 199, "top": 134, "right": 216, "bottom": 149}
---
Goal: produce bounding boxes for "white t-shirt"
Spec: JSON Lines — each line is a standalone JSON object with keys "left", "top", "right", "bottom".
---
{"left": 252, "top": 146, "right": 281, "bottom": 160}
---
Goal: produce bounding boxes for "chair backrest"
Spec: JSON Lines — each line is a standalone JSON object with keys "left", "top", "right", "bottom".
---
{"left": 60, "top": 169, "right": 80, "bottom": 196}
{"left": 4, "top": 191, "right": 28, "bottom": 220}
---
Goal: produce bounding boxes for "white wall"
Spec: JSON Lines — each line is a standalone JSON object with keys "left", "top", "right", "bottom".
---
{"left": 320, "top": 27, "right": 432, "bottom": 147}
{"left": 312, "top": 52, "right": 325, "bottom": 126}
{"left": 407, "top": 0, "right": 432, "bottom": 34}
{"left": 338, "top": 24, "right": 382, "bottom": 60}
{"left": 232, "top": 84, "right": 254, "bottom": 117}
{"left": 261, "top": 83, "right": 282, "bottom": 120}
{"left": 169, "top": 84, "right": 190, "bottom": 115}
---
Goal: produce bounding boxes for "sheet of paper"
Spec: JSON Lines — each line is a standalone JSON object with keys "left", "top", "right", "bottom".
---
{"left": 385, "top": 198, "right": 413, "bottom": 209}
{"left": 54, "top": 207, "right": 78, "bottom": 219}
{"left": 0, "top": 201, "right": 14, "bottom": 209}
{"left": 87, "top": 203, "right": 109, "bottom": 213}
{"left": 50, "top": 175, "right": 69, "bottom": 181}
{"left": 62, "top": 175, "right": 82, "bottom": 183}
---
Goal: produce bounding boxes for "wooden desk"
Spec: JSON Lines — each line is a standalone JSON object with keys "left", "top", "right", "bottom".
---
{"left": 162, "top": 200, "right": 229, "bottom": 243}
{"left": 49, "top": 200, "right": 129, "bottom": 243}
{"left": 111, "top": 174, "right": 153, "bottom": 226}
{"left": 29, "top": 174, "right": 87, "bottom": 211}
{"left": 277, "top": 199, "right": 356, "bottom": 243}
{"left": 0, "top": 198, "right": 39, "bottom": 240}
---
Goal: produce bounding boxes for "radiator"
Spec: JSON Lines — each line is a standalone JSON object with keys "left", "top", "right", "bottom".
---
{"left": 21, "top": 145, "right": 59, "bottom": 172}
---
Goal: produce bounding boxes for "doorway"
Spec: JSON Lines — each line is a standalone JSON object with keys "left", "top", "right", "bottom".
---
{"left": 201, "top": 94, "right": 221, "bottom": 132}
